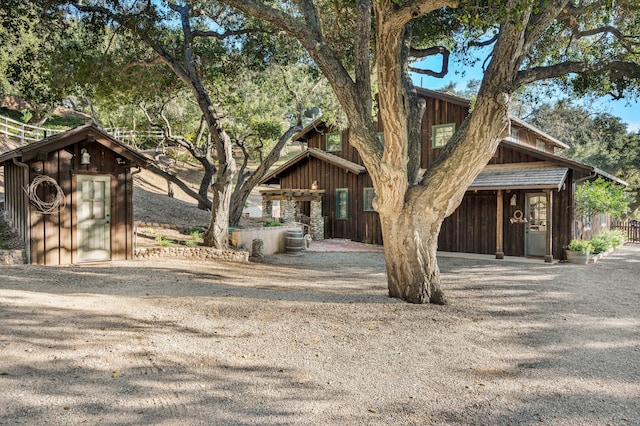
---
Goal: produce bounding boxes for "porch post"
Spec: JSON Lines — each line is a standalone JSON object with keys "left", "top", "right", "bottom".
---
{"left": 496, "top": 190, "right": 504, "bottom": 259}
{"left": 545, "top": 189, "right": 554, "bottom": 263}
{"left": 261, "top": 199, "right": 273, "bottom": 219}
{"left": 282, "top": 199, "right": 295, "bottom": 223}
{"left": 310, "top": 199, "right": 325, "bottom": 241}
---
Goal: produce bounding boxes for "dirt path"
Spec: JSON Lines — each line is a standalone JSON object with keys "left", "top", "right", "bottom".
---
{"left": 1, "top": 246, "right": 638, "bottom": 425}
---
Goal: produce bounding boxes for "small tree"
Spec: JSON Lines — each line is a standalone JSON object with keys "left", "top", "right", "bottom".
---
{"left": 575, "top": 177, "right": 629, "bottom": 238}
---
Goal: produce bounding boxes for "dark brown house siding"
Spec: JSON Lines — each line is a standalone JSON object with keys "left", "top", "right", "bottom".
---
{"left": 276, "top": 156, "right": 382, "bottom": 244}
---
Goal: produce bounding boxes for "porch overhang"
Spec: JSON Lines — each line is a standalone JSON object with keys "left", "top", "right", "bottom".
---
{"left": 469, "top": 162, "right": 569, "bottom": 191}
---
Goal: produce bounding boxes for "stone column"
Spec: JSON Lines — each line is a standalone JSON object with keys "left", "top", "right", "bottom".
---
{"left": 310, "top": 199, "right": 324, "bottom": 241}
{"left": 282, "top": 200, "right": 296, "bottom": 223}
{"left": 262, "top": 199, "right": 273, "bottom": 219}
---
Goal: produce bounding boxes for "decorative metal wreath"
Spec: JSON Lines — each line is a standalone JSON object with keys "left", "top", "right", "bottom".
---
{"left": 26, "top": 175, "right": 66, "bottom": 214}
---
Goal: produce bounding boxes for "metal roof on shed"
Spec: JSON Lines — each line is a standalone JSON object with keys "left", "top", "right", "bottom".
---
{"left": 469, "top": 162, "right": 569, "bottom": 191}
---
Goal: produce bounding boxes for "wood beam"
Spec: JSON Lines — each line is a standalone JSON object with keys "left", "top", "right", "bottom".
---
{"left": 545, "top": 189, "right": 554, "bottom": 263}
{"left": 496, "top": 189, "right": 504, "bottom": 259}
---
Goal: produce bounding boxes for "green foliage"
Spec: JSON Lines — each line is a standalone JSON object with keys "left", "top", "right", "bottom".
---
{"left": 264, "top": 220, "right": 282, "bottom": 227}
{"left": 565, "top": 239, "right": 594, "bottom": 254}
{"left": 575, "top": 177, "right": 630, "bottom": 219}
{"left": 569, "top": 230, "right": 627, "bottom": 255}
{"left": 155, "top": 234, "right": 174, "bottom": 247}
{"left": 186, "top": 229, "right": 203, "bottom": 246}
{"left": 589, "top": 234, "right": 610, "bottom": 254}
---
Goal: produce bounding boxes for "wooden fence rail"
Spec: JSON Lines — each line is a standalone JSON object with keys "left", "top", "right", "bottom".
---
{"left": 0, "top": 114, "right": 164, "bottom": 146}
{"left": 0, "top": 115, "right": 65, "bottom": 143}
{"left": 611, "top": 219, "right": 640, "bottom": 243}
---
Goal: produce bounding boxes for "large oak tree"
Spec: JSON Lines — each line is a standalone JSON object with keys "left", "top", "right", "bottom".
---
{"left": 50, "top": 1, "right": 325, "bottom": 247}
{"left": 217, "top": 0, "right": 640, "bottom": 303}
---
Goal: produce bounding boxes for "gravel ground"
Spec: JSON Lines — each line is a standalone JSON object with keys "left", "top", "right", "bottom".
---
{"left": 1, "top": 245, "right": 639, "bottom": 425}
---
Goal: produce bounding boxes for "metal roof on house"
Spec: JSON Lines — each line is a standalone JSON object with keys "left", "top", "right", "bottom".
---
{"left": 469, "top": 162, "right": 570, "bottom": 191}
{"left": 260, "top": 147, "right": 366, "bottom": 185}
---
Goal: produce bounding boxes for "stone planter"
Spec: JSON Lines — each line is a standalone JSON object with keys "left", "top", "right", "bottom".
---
{"left": 565, "top": 250, "right": 590, "bottom": 264}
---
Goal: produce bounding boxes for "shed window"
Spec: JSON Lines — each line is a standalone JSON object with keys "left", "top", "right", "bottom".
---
{"left": 432, "top": 123, "right": 455, "bottom": 148}
{"left": 363, "top": 187, "right": 375, "bottom": 212}
{"left": 536, "top": 139, "right": 546, "bottom": 151}
{"left": 326, "top": 132, "right": 342, "bottom": 152}
{"left": 377, "top": 132, "right": 385, "bottom": 147}
{"left": 336, "top": 188, "right": 348, "bottom": 220}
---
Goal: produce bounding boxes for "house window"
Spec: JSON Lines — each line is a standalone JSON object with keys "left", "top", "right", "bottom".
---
{"left": 336, "top": 188, "right": 348, "bottom": 220}
{"left": 377, "top": 132, "right": 385, "bottom": 147}
{"left": 601, "top": 214, "right": 607, "bottom": 227}
{"left": 432, "top": 123, "right": 455, "bottom": 148}
{"left": 536, "top": 139, "right": 546, "bottom": 151}
{"left": 326, "top": 132, "right": 342, "bottom": 152}
{"left": 363, "top": 187, "right": 375, "bottom": 212}
{"left": 510, "top": 127, "right": 520, "bottom": 141}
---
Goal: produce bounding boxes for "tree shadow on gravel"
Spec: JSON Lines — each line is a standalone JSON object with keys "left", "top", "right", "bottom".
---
{"left": 0, "top": 304, "right": 341, "bottom": 425}
{"left": 0, "top": 255, "right": 391, "bottom": 304}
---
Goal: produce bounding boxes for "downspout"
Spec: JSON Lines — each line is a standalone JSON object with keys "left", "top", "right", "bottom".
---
{"left": 12, "top": 157, "right": 31, "bottom": 264}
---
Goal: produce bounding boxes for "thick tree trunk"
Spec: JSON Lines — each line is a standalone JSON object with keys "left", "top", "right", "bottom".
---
{"left": 198, "top": 164, "right": 215, "bottom": 210}
{"left": 380, "top": 209, "right": 446, "bottom": 304}
{"left": 204, "top": 168, "right": 234, "bottom": 247}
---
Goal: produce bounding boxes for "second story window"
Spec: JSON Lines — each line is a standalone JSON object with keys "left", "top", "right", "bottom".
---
{"left": 510, "top": 127, "right": 520, "bottom": 141}
{"left": 326, "top": 132, "right": 342, "bottom": 152}
{"left": 432, "top": 123, "right": 455, "bottom": 148}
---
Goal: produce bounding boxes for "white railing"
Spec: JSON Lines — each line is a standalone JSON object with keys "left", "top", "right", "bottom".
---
{"left": 103, "top": 128, "right": 165, "bottom": 146}
{"left": 0, "top": 115, "right": 65, "bottom": 143}
{"left": 0, "top": 113, "right": 165, "bottom": 146}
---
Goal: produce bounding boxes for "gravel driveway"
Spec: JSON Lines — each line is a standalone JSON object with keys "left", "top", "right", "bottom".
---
{"left": 1, "top": 245, "right": 638, "bottom": 425}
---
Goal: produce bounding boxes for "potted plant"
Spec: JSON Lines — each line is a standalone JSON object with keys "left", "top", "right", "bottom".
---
{"left": 565, "top": 239, "right": 594, "bottom": 264}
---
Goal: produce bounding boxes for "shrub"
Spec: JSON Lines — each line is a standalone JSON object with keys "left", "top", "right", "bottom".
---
{"left": 608, "top": 230, "right": 627, "bottom": 248}
{"left": 590, "top": 234, "right": 610, "bottom": 254}
{"left": 264, "top": 220, "right": 282, "bottom": 227}
{"left": 155, "top": 234, "right": 174, "bottom": 247}
{"left": 566, "top": 239, "right": 594, "bottom": 254}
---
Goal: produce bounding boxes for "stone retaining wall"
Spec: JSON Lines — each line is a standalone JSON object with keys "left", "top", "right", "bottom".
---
{"left": 0, "top": 250, "right": 26, "bottom": 265}
{"left": 134, "top": 246, "right": 249, "bottom": 262}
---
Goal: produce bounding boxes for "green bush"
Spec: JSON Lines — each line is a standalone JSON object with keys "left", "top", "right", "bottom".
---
{"left": 608, "top": 230, "right": 627, "bottom": 248}
{"left": 155, "top": 234, "right": 174, "bottom": 247}
{"left": 264, "top": 220, "right": 282, "bottom": 227}
{"left": 566, "top": 239, "right": 594, "bottom": 254}
{"left": 590, "top": 234, "right": 610, "bottom": 254}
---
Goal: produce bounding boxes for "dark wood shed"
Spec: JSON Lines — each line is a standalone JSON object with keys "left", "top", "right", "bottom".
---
{"left": 0, "top": 123, "right": 148, "bottom": 265}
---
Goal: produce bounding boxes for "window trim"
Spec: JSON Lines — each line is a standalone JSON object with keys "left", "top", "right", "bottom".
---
{"left": 336, "top": 188, "right": 348, "bottom": 220}
{"left": 363, "top": 187, "right": 375, "bottom": 212}
{"left": 326, "top": 131, "right": 343, "bottom": 152}
{"left": 432, "top": 123, "right": 456, "bottom": 148}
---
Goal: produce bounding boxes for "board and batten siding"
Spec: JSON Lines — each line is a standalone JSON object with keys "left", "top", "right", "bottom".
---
{"left": 277, "top": 156, "right": 383, "bottom": 244}
{"left": 3, "top": 141, "right": 137, "bottom": 265}
{"left": 2, "top": 161, "right": 30, "bottom": 245}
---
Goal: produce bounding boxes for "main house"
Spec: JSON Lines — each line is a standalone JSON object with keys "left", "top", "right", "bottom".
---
{"left": 260, "top": 88, "right": 624, "bottom": 261}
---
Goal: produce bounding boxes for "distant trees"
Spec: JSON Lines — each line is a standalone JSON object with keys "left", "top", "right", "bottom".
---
{"left": 528, "top": 101, "right": 640, "bottom": 217}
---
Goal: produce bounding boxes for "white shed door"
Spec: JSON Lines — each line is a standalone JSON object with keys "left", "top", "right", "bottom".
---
{"left": 77, "top": 175, "right": 111, "bottom": 262}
